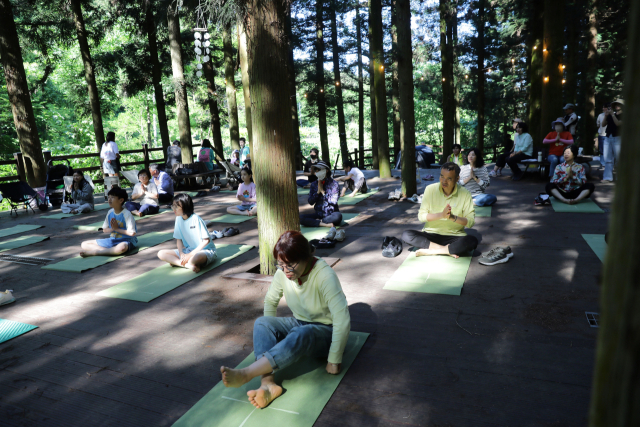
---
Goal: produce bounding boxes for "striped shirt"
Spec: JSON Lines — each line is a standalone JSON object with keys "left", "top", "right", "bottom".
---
{"left": 458, "top": 165, "right": 490, "bottom": 196}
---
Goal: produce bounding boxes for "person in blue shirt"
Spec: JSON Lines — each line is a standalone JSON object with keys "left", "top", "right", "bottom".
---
{"left": 79, "top": 186, "right": 137, "bottom": 257}
{"left": 239, "top": 137, "right": 251, "bottom": 168}
{"left": 157, "top": 194, "right": 216, "bottom": 273}
{"left": 150, "top": 163, "right": 174, "bottom": 203}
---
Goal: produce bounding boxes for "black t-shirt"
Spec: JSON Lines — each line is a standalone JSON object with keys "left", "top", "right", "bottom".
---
{"left": 304, "top": 159, "right": 319, "bottom": 182}
{"left": 606, "top": 112, "right": 622, "bottom": 137}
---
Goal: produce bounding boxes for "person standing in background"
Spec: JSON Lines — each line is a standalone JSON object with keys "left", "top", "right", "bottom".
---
{"left": 596, "top": 103, "right": 609, "bottom": 156}
{"left": 100, "top": 132, "right": 120, "bottom": 177}
{"left": 562, "top": 104, "right": 579, "bottom": 138}
{"left": 602, "top": 99, "right": 623, "bottom": 182}
{"left": 166, "top": 140, "right": 182, "bottom": 172}
{"left": 239, "top": 138, "right": 251, "bottom": 168}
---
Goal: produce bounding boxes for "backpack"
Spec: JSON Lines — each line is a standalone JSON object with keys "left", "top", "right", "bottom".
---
{"left": 198, "top": 148, "right": 211, "bottom": 162}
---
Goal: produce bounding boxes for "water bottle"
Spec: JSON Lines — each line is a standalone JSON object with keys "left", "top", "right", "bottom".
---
{"left": 578, "top": 147, "right": 584, "bottom": 156}
{"left": 537, "top": 152, "right": 542, "bottom": 162}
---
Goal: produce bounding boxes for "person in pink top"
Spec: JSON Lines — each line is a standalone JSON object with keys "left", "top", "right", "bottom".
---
{"left": 227, "top": 167, "right": 257, "bottom": 216}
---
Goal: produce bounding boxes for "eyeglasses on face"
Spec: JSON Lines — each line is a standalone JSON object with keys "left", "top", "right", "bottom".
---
{"left": 276, "top": 261, "right": 299, "bottom": 272}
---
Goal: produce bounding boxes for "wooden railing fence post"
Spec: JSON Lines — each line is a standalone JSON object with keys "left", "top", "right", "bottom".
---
{"left": 13, "top": 152, "right": 26, "bottom": 182}
{"left": 143, "top": 143, "right": 150, "bottom": 171}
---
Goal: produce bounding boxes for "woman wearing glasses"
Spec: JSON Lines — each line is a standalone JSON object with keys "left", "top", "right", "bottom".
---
{"left": 221, "top": 230, "right": 350, "bottom": 409}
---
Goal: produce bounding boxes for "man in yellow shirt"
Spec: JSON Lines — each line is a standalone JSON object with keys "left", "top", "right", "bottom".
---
{"left": 402, "top": 162, "right": 478, "bottom": 258}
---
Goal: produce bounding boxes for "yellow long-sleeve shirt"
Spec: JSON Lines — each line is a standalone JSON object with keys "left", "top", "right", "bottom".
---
{"left": 418, "top": 183, "right": 475, "bottom": 236}
{"left": 263, "top": 258, "right": 351, "bottom": 364}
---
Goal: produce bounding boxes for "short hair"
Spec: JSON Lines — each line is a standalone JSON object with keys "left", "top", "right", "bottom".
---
{"left": 172, "top": 140, "right": 180, "bottom": 146}
{"left": 149, "top": 163, "right": 160, "bottom": 172}
{"left": 108, "top": 185, "right": 128, "bottom": 203}
{"left": 273, "top": 230, "right": 313, "bottom": 265}
{"left": 603, "top": 102, "right": 611, "bottom": 108}
{"left": 310, "top": 148, "right": 319, "bottom": 155}
{"left": 441, "top": 161, "right": 461, "bottom": 177}
{"left": 106, "top": 131, "right": 115, "bottom": 142}
{"left": 452, "top": 144, "right": 461, "bottom": 150}
{"left": 173, "top": 193, "right": 194, "bottom": 217}
{"left": 564, "top": 144, "right": 579, "bottom": 158}
{"left": 239, "top": 137, "right": 246, "bottom": 143}
{"left": 202, "top": 139, "right": 212, "bottom": 148}
{"left": 516, "top": 122, "right": 529, "bottom": 132}
{"left": 138, "top": 169, "right": 151, "bottom": 180}
{"left": 241, "top": 166, "right": 254, "bottom": 182}
{"left": 343, "top": 159, "right": 354, "bottom": 169}
{"left": 467, "top": 147, "right": 485, "bottom": 167}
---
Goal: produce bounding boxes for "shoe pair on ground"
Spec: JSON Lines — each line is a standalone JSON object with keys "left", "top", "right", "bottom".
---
{"left": 325, "top": 227, "right": 346, "bottom": 242}
{"left": 478, "top": 246, "right": 513, "bottom": 265}
{"left": 488, "top": 170, "right": 502, "bottom": 178}
{"left": 388, "top": 188, "right": 402, "bottom": 201}
{"left": 407, "top": 194, "right": 422, "bottom": 204}
{"left": 381, "top": 236, "right": 403, "bottom": 258}
{"left": 0, "top": 290, "right": 15, "bottom": 306}
{"left": 210, "top": 227, "right": 239, "bottom": 239}
{"left": 534, "top": 193, "right": 551, "bottom": 206}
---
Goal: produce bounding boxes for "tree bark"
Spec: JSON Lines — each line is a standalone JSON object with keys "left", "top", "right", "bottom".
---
{"left": 391, "top": 0, "right": 401, "bottom": 162}
{"left": 369, "top": 58, "right": 378, "bottom": 169}
{"left": 245, "top": 0, "right": 300, "bottom": 275}
{"left": 370, "top": 0, "right": 392, "bottom": 177}
{"left": 316, "top": 0, "right": 330, "bottom": 163}
{"left": 528, "top": 0, "right": 544, "bottom": 147}
{"left": 440, "top": 0, "right": 454, "bottom": 161}
{"left": 70, "top": 0, "right": 104, "bottom": 153}
{"left": 0, "top": 0, "right": 47, "bottom": 187}
{"left": 452, "top": 6, "right": 460, "bottom": 148}
{"left": 540, "top": 0, "right": 564, "bottom": 157}
{"left": 285, "top": 6, "right": 303, "bottom": 169}
{"left": 330, "top": 0, "right": 349, "bottom": 165}
{"left": 396, "top": 0, "right": 416, "bottom": 197}
{"left": 583, "top": 0, "right": 598, "bottom": 154}
{"left": 356, "top": 2, "right": 365, "bottom": 169}
{"left": 238, "top": 23, "right": 253, "bottom": 150}
{"left": 223, "top": 25, "right": 240, "bottom": 151}
{"left": 202, "top": 58, "right": 225, "bottom": 156}
{"left": 144, "top": 3, "right": 170, "bottom": 157}
{"left": 564, "top": 1, "right": 578, "bottom": 107}
{"left": 167, "top": 4, "right": 193, "bottom": 163}
{"left": 589, "top": 1, "right": 640, "bottom": 424}
{"left": 476, "top": 0, "right": 485, "bottom": 151}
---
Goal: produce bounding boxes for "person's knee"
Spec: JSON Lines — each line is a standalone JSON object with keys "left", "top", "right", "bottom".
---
{"left": 80, "top": 241, "right": 91, "bottom": 249}
{"left": 115, "top": 243, "right": 129, "bottom": 254}
{"left": 402, "top": 230, "right": 417, "bottom": 244}
{"left": 287, "top": 326, "right": 315, "bottom": 350}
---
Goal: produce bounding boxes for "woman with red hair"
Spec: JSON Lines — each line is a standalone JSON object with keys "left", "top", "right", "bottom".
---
{"left": 220, "top": 230, "right": 351, "bottom": 409}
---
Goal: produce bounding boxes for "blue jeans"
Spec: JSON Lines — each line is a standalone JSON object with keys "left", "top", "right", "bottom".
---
{"left": 125, "top": 201, "right": 159, "bottom": 216}
{"left": 300, "top": 211, "right": 342, "bottom": 227}
{"left": 597, "top": 136, "right": 606, "bottom": 156}
{"left": 253, "top": 316, "right": 333, "bottom": 371}
{"left": 472, "top": 193, "right": 497, "bottom": 206}
{"left": 602, "top": 136, "right": 621, "bottom": 181}
{"left": 548, "top": 154, "right": 563, "bottom": 177}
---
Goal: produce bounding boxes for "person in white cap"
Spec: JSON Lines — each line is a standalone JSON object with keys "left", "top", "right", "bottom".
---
{"left": 562, "top": 104, "right": 578, "bottom": 137}
{"left": 602, "top": 99, "right": 623, "bottom": 182}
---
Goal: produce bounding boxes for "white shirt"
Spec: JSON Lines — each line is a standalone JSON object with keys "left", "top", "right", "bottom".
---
{"left": 132, "top": 182, "right": 158, "bottom": 207}
{"left": 100, "top": 141, "right": 119, "bottom": 161}
{"left": 346, "top": 167, "right": 365, "bottom": 183}
{"left": 173, "top": 214, "right": 215, "bottom": 252}
{"left": 596, "top": 113, "right": 607, "bottom": 137}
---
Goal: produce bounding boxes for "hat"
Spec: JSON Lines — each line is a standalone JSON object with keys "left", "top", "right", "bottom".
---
{"left": 551, "top": 117, "right": 565, "bottom": 128}
{"left": 313, "top": 160, "right": 330, "bottom": 170}
{"left": 611, "top": 98, "right": 624, "bottom": 106}
{"left": 562, "top": 103, "right": 575, "bottom": 110}
{"left": 512, "top": 118, "right": 523, "bottom": 123}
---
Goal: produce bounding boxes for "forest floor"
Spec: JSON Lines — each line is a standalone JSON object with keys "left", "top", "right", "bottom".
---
{"left": 0, "top": 163, "right": 610, "bottom": 426}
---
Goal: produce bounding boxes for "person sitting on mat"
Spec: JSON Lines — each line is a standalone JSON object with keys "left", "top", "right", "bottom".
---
{"left": 459, "top": 148, "right": 496, "bottom": 207}
{"left": 446, "top": 144, "right": 465, "bottom": 166}
{"left": 157, "top": 194, "right": 216, "bottom": 273}
{"left": 221, "top": 230, "right": 350, "bottom": 409}
{"left": 79, "top": 186, "right": 137, "bottom": 257}
{"left": 296, "top": 148, "right": 320, "bottom": 188}
{"left": 545, "top": 145, "right": 595, "bottom": 205}
{"left": 402, "top": 162, "right": 477, "bottom": 258}
{"left": 226, "top": 167, "right": 257, "bottom": 216}
{"left": 543, "top": 118, "right": 574, "bottom": 178}
{"left": 335, "top": 159, "right": 368, "bottom": 197}
{"left": 125, "top": 169, "right": 159, "bottom": 217}
{"left": 300, "top": 161, "right": 342, "bottom": 228}
{"left": 61, "top": 171, "right": 94, "bottom": 214}
{"left": 150, "top": 163, "right": 174, "bottom": 204}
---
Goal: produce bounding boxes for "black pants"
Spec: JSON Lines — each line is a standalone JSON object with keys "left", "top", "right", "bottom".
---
{"left": 545, "top": 183, "right": 595, "bottom": 200}
{"left": 158, "top": 193, "right": 173, "bottom": 204}
{"left": 506, "top": 153, "right": 533, "bottom": 178}
{"left": 300, "top": 211, "right": 343, "bottom": 227}
{"left": 402, "top": 230, "right": 478, "bottom": 256}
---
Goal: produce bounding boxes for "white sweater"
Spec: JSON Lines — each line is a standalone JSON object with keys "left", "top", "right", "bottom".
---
{"left": 458, "top": 164, "right": 490, "bottom": 196}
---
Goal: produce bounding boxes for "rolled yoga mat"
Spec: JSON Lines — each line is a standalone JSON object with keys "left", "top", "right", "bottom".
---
{"left": 300, "top": 213, "right": 360, "bottom": 241}
{"left": 474, "top": 206, "right": 491, "bottom": 217}
{"left": 549, "top": 197, "right": 604, "bottom": 213}
{"left": 337, "top": 189, "right": 379, "bottom": 206}
{"left": 209, "top": 214, "right": 256, "bottom": 224}
{"left": 42, "top": 231, "right": 174, "bottom": 273}
{"left": 0, "top": 235, "right": 50, "bottom": 252}
{"left": 73, "top": 209, "right": 173, "bottom": 231}
{"left": 0, "top": 319, "right": 38, "bottom": 344}
{"left": 0, "top": 224, "right": 43, "bottom": 238}
{"left": 582, "top": 234, "right": 606, "bottom": 263}
{"left": 172, "top": 331, "right": 369, "bottom": 427}
{"left": 383, "top": 252, "right": 472, "bottom": 295}
{"left": 96, "top": 243, "right": 254, "bottom": 302}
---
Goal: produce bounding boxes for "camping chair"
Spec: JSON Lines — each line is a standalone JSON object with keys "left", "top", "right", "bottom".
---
{"left": 0, "top": 181, "right": 38, "bottom": 216}
{"left": 120, "top": 170, "right": 140, "bottom": 188}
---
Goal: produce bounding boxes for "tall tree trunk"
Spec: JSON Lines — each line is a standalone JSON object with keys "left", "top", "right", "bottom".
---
{"left": 528, "top": 0, "right": 544, "bottom": 147}
{"left": 540, "top": 0, "right": 564, "bottom": 157}
{"left": 370, "top": 0, "right": 392, "bottom": 177}
{"left": 476, "top": 0, "right": 485, "bottom": 151}
{"left": 589, "top": 1, "right": 640, "bottom": 423}
{"left": 564, "top": 2, "right": 578, "bottom": 106}
{"left": 452, "top": 5, "right": 460, "bottom": 147}
{"left": 245, "top": 0, "right": 300, "bottom": 275}
{"left": 330, "top": 0, "right": 349, "bottom": 164}
{"left": 203, "top": 58, "right": 225, "bottom": 156}
{"left": 285, "top": 7, "right": 302, "bottom": 169}
{"left": 391, "top": 0, "right": 401, "bottom": 162}
{"left": 356, "top": 2, "right": 365, "bottom": 169}
{"left": 144, "top": 3, "right": 170, "bottom": 157}
{"left": 70, "top": 0, "right": 104, "bottom": 153}
{"left": 440, "top": 0, "right": 454, "bottom": 161}
{"left": 396, "top": 0, "right": 416, "bottom": 197}
{"left": 0, "top": 0, "right": 46, "bottom": 187}
{"left": 167, "top": 4, "right": 193, "bottom": 163}
{"left": 238, "top": 23, "right": 253, "bottom": 150}
{"left": 223, "top": 25, "right": 240, "bottom": 151}
{"left": 316, "top": 0, "right": 330, "bottom": 163}
{"left": 583, "top": 0, "right": 598, "bottom": 154}
{"left": 369, "top": 59, "right": 378, "bottom": 169}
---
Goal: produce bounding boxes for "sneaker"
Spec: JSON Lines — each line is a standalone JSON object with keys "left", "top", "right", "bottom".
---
{"left": 325, "top": 227, "right": 337, "bottom": 240}
{"left": 408, "top": 194, "right": 422, "bottom": 204}
{"left": 335, "top": 229, "right": 346, "bottom": 242}
{"left": 480, "top": 246, "right": 513, "bottom": 259}
{"left": 0, "top": 290, "right": 15, "bottom": 306}
{"left": 488, "top": 170, "right": 497, "bottom": 177}
{"left": 212, "top": 230, "right": 224, "bottom": 239}
{"left": 496, "top": 170, "right": 502, "bottom": 177}
{"left": 478, "top": 250, "right": 510, "bottom": 266}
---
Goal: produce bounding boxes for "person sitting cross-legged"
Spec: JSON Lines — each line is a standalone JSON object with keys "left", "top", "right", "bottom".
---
{"left": 61, "top": 171, "right": 94, "bottom": 214}
{"left": 545, "top": 145, "right": 595, "bottom": 205}
{"left": 220, "top": 230, "right": 350, "bottom": 409}
{"left": 124, "top": 169, "right": 160, "bottom": 217}
{"left": 150, "top": 163, "right": 174, "bottom": 204}
{"left": 459, "top": 148, "right": 496, "bottom": 207}
{"left": 299, "top": 161, "right": 343, "bottom": 228}
{"left": 79, "top": 186, "right": 137, "bottom": 257}
{"left": 402, "top": 162, "right": 478, "bottom": 258}
{"left": 335, "top": 160, "right": 368, "bottom": 198}
{"left": 226, "top": 167, "right": 257, "bottom": 216}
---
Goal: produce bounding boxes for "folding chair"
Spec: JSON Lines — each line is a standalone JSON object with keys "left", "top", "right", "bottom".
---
{"left": 120, "top": 170, "right": 140, "bottom": 188}
{"left": 0, "top": 181, "right": 38, "bottom": 216}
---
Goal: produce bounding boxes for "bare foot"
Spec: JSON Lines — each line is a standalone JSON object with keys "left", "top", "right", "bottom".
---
{"left": 221, "top": 366, "right": 250, "bottom": 388}
{"left": 79, "top": 251, "right": 92, "bottom": 258}
{"left": 70, "top": 210, "right": 78, "bottom": 214}
{"left": 568, "top": 199, "right": 576, "bottom": 205}
{"left": 247, "top": 383, "right": 283, "bottom": 409}
{"left": 131, "top": 210, "right": 141, "bottom": 216}
{"left": 415, "top": 248, "right": 459, "bottom": 259}
{"left": 186, "top": 263, "right": 201, "bottom": 273}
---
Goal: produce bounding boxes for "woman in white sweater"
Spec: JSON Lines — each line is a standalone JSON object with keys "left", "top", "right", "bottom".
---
{"left": 458, "top": 148, "right": 497, "bottom": 206}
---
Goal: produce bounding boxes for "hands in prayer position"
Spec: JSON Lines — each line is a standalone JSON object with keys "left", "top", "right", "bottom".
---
{"left": 109, "top": 218, "right": 120, "bottom": 232}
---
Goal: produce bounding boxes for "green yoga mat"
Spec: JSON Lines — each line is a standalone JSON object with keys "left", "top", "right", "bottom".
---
{"left": 582, "top": 234, "right": 606, "bottom": 262}
{"left": 0, "top": 235, "right": 50, "bottom": 252}
{"left": 475, "top": 206, "right": 492, "bottom": 217}
{"left": 209, "top": 214, "right": 256, "bottom": 224}
{"left": 338, "top": 189, "right": 379, "bottom": 206}
{"left": 0, "top": 224, "right": 43, "bottom": 238}
{"left": 0, "top": 319, "right": 38, "bottom": 344}
{"left": 297, "top": 187, "right": 311, "bottom": 195}
{"left": 383, "top": 252, "right": 472, "bottom": 295}
{"left": 300, "top": 213, "right": 360, "bottom": 241}
{"left": 172, "top": 331, "right": 369, "bottom": 427}
{"left": 97, "top": 244, "right": 254, "bottom": 302}
{"left": 550, "top": 197, "right": 604, "bottom": 213}
{"left": 41, "top": 231, "right": 173, "bottom": 273}
{"left": 73, "top": 209, "right": 173, "bottom": 230}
